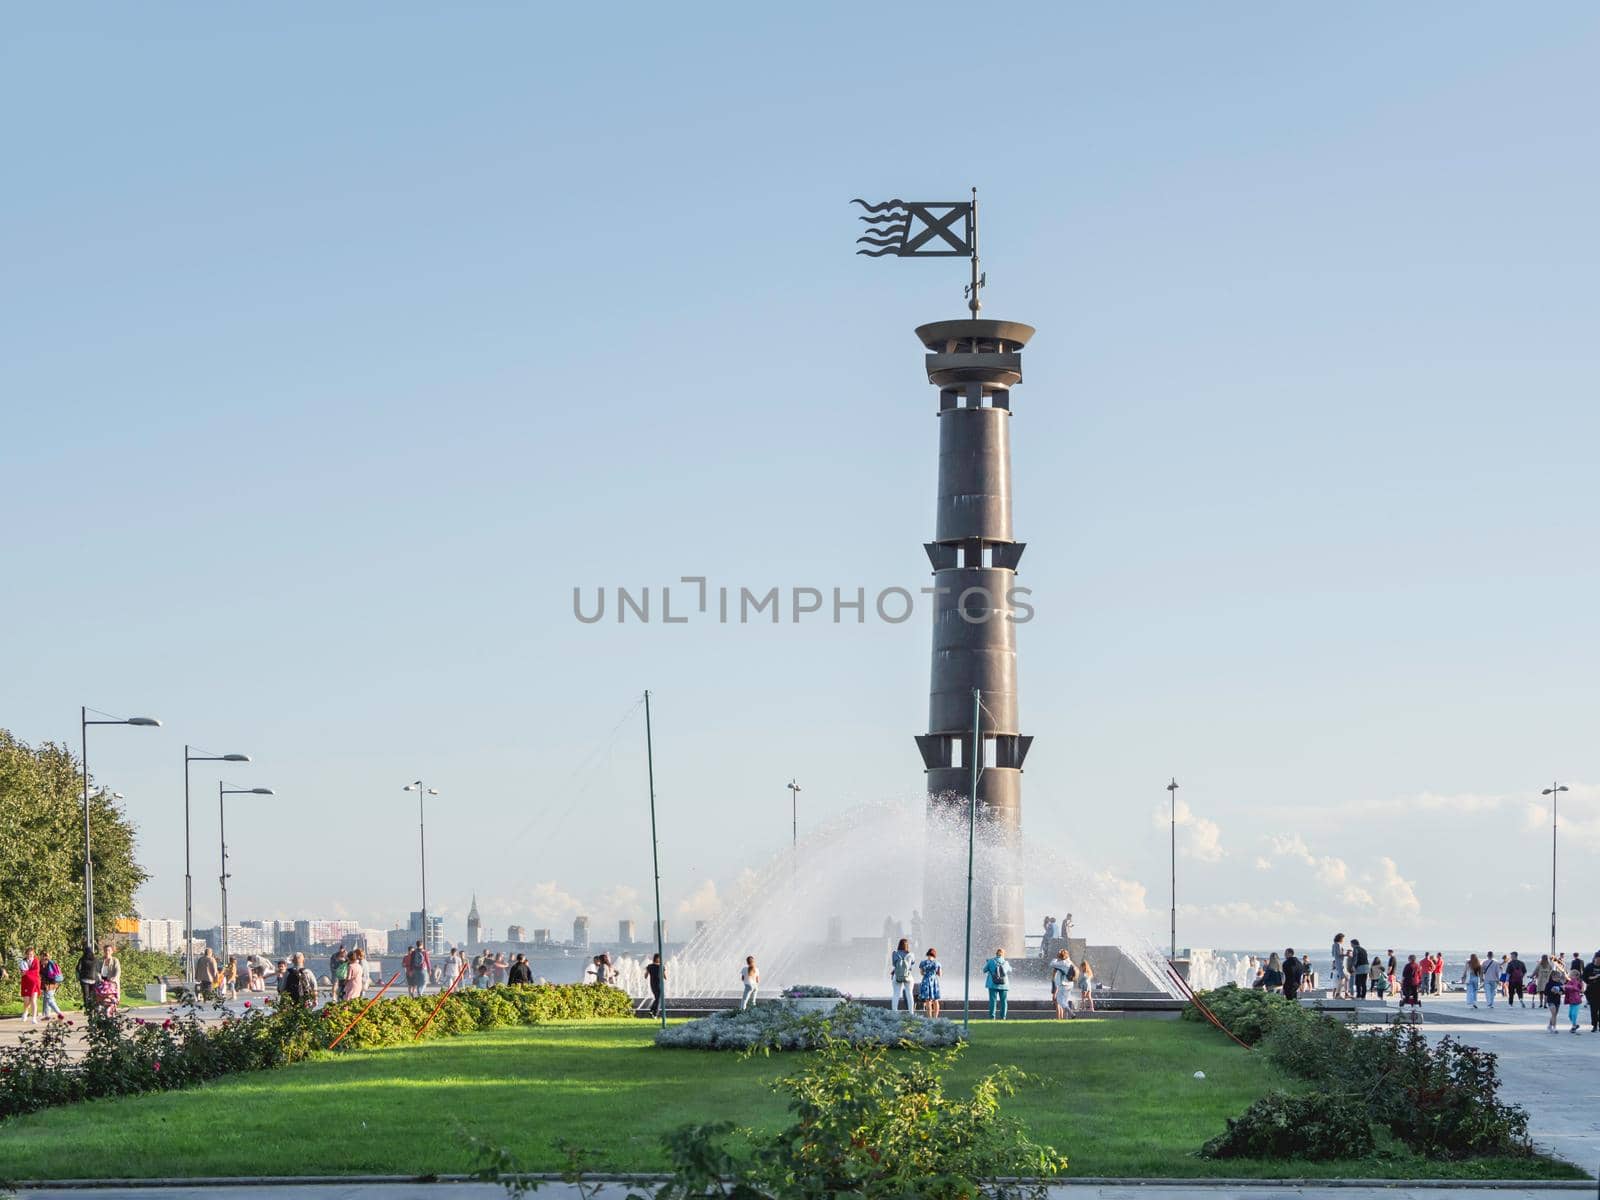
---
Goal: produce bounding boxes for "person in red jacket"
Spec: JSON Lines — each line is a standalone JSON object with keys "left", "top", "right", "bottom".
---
{"left": 1400, "top": 954, "right": 1423, "bottom": 1010}
{"left": 16, "top": 946, "right": 42, "bottom": 1024}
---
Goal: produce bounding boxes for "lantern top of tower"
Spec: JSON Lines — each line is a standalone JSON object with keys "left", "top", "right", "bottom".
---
{"left": 914, "top": 319, "right": 1035, "bottom": 353}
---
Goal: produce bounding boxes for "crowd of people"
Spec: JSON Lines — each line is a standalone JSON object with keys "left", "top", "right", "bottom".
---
{"left": 6, "top": 942, "right": 123, "bottom": 1021}
{"left": 1247, "top": 935, "right": 1600, "bottom": 1033}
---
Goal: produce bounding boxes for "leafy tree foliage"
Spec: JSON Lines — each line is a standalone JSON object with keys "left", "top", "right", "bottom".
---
{"left": 0, "top": 729, "right": 148, "bottom": 1002}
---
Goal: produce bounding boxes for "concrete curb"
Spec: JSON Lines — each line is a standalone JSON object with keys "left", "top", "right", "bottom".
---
{"left": 8, "top": 1176, "right": 1596, "bottom": 1191}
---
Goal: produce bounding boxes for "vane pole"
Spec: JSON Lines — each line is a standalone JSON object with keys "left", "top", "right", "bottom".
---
{"left": 645, "top": 690, "right": 667, "bottom": 1029}
{"left": 967, "top": 186, "right": 981, "bottom": 317}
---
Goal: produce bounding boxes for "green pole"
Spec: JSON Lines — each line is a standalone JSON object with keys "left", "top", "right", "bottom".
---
{"left": 963, "top": 686, "right": 980, "bottom": 1031}
{"left": 645, "top": 690, "right": 667, "bottom": 1029}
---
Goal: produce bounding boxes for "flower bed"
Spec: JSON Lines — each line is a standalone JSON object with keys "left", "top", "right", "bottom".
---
{"left": 780, "top": 985, "right": 848, "bottom": 999}
{"left": 0, "top": 983, "right": 631, "bottom": 1123}
{"left": 655, "top": 1000, "right": 964, "bottom": 1052}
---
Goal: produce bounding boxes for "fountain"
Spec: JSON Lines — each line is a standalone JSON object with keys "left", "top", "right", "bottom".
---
{"left": 612, "top": 798, "right": 1179, "bottom": 1002}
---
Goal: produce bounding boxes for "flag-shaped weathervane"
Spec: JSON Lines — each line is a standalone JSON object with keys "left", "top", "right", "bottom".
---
{"left": 853, "top": 188, "right": 987, "bottom": 315}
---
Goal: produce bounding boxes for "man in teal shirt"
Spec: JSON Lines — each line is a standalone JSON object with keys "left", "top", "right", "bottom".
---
{"left": 983, "top": 947, "right": 1010, "bottom": 1019}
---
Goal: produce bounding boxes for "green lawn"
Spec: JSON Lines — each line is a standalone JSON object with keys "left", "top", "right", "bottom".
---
{"left": 0, "top": 1018, "right": 1581, "bottom": 1181}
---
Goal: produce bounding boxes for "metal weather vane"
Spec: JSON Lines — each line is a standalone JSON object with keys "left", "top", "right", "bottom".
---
{"left": 853, "top": 188, "right": 987, "bottom": 316}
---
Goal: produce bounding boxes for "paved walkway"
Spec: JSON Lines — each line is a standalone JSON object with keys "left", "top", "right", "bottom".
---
{"left": 12, "top": 1183, "right": 1598, "bottom": 1198}
{"left": 1355, "top": 993, "right": 1600, "bottom": 1175}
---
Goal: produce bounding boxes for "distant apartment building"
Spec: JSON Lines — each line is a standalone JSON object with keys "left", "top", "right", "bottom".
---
{"left": 617, "top": 919, "right": 636, "bottom": 945}
{"left": 506, "top": 925, "right": 527, "bottom": 944}
{"left": 407, "top": 912, "right": 445, "bottom": 957}
{"left": 134, "top": 918, "right": 184, "bottom": 953}
{"left": 572, "top": 916, "right": 590, "bottom": 947}
{"left": 534, "top": 929, "right": 550, "bottom": 945}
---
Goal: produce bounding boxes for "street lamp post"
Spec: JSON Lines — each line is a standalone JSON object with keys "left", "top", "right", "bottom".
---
{"left": 1542, "top": 782, "right": 1568, "bottom": 959}
{"left": 80, "top": 708, "right": 160, "bottom": 950}
{"left": 185, "top": 748, "right": 251, "bottom": 990}
{"left": 218, "top": 783, "right": 275, "bottom": 967}
{"left": 786, "top": 779, "right": 801, "bottom": 847}
{"left": 403, "top": 782, "right": 440, "bottom": 956}
{"left": 1167, "top": 778, "right": 1179, "bottom": 963}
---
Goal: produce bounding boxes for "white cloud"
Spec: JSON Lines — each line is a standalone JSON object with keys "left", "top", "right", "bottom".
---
{"left": 598, "top": 885, "right": 641, "bottom": 915}
{"left": 493, "top": 881, "right": 586, "bottom": 925}
{"left": 1263, "top": 834, "right": 1349, "bottom": 888}
{"left": 1094, "top": 869, "right": 1148, "bottom": 915}
{"left": 675, "top": 879, "right": 722, "bottom": 921}
{"left": 1377, "top": 857, "right": 1421, "bottom": 918}
{"left": 1254, "top": 856, "right": 1272, "bottom": 871}
{"left": 1154, "top": 798, "right": 1224, "bottom": 863}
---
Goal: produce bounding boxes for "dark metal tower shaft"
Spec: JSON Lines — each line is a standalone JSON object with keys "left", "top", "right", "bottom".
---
{"left": 914, "top": 318, "right": 1035, "bottom": 957}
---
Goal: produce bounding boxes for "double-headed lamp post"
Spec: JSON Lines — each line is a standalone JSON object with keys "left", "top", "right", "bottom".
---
{"left": 80, "top": 708, "right": 160, "bottom": 949}
{"left": 1167, "top": 777, "right": 1179, "bottom": 963}
{"left": 786, "top": 779, "right": 801, "bottom": 847}
{"left": 185, "top": 748, "right": 251, "bottom": 989}
{"left": 218, "top": 783, "right": 274, "bottom": 966}
{"left": 403, "top": 782, "right": 439, "bottom": 956}
{"left": 1543, "top": 782, "right": 1568, "bottom": 959}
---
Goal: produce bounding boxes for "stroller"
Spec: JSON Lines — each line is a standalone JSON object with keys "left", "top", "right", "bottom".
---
{"left": 91, "top": 978, "right": 121, "bottom": 1018}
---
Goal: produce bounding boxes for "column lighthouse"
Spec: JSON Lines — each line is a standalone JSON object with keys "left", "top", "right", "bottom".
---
{"left": 912, "top": 318, "right": 1034, "bottom": 956}
{"left": 854, "top": 192, "right": 1034, "bottom": 957}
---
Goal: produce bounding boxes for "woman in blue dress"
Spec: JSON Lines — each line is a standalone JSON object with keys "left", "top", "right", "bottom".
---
{"left": 916, "top": 948, "right": 942, "bottom": 1018}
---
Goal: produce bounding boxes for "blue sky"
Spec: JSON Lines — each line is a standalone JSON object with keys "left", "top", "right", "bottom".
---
{"left": 3, "top": 4, "right": 1597, "bottom": 953}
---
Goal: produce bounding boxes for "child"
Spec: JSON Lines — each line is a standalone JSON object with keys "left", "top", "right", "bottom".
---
{"left": 1564, "top": 967, "right": 1585, "bottom": 1034}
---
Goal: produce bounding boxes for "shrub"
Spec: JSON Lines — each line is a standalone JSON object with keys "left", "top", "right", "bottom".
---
{"left": 1259, "top": 1010, "right": 1354, "bottom": 1080}
{"left": 655, "top": 1000, "right": 964, "bottom": 1052}
{"left": 1201, "top": 1090, "right": 1374, "bottom": 1161}
{"left": 480, "top": 1028, "right": 1065, "bottom": 1200}
{"left": 1356, "top": 1025, "right": 1530, "bottom": 1159}
{"left": 1184, "top": 983, "right": 1304, "bottom": 1046}
{"left": 0, "top": 983, "right": 629, "bottom": 1125}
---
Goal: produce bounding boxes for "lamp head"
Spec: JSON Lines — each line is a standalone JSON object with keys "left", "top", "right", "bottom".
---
{"left": 248, "top": 788, "right": 274, "bottom": 795}
{"left": 222, "top": 753, "right": 250, "bottom": 762}
{"left": 127, "top": 717, "right": 161, "bottom": 727}
{"left": 427, "top": 787, "right": 439, "bottom": 796}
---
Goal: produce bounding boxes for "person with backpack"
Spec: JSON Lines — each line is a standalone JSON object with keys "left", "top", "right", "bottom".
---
{"left": 404, "top": 941, "right": 430, "bottom": 997}
{"left": 1506, "top": 952, "right": 1528, "bottom": 1006}
{"left": 1282, "top": 948, "right": 1304, "bottom": 1001}
{"left": 890, "top": 938, "right": 915, "bottom": 1012}
{"left": 1544, "top": 959, "right": 1569, "bottom": 1032}
{"left": 982, "top": 947, "right": 1011, "bottom": 1020}
{"left": 1400, "top": 954, "right": 1423, "bottom": 1010}
{"left": 1050, "top": 948, "right": 1076, "bottom": 1019}
{"left": 39, "top": 951, "right": 66, "bottom": 1020}
{"left": 1349, "top": 939, "right": 1370, "bottom": 999}
{"left": 281, "top": 952, "right": 318, "bottom": 1007}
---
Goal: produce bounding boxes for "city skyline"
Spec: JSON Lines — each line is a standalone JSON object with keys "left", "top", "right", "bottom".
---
{"left": 3, "top": 4, "right": 1598, "bottom": 953}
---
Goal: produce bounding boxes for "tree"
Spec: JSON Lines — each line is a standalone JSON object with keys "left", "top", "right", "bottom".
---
{"left": 0, "top": 729, "right": 148, "bottom": 989}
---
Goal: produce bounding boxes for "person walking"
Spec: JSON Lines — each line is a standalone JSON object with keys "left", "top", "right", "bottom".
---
{"left": 739, "top": 956, "right": 760, "bottom": 1009}
{"left": 1050, "top": 948, "right": 1075, "bottom": 1019}
{"left": 917, "top": 948, "right": 942, "bottom": 1019}
{"left": 98, "top": 943, "right": 122, "bottom": 1013}
{"left": 508, "top": 953, "right": 533, "bottom": 986}
{"left": 1349, "top": 939, "right": 1369, "bottom": 1000}
{"left": 404, "top": 941, "right": 430, "bottom": 997}
{"left": 1077, "top": 957, "right": 1095, "bottom": 1012}
{"left": 643, "top": 953, "right": 664, "bottom": 1016}
{"left": 1368, "top": 953, "right": 1387, "bottom": 1002}
{"left": 1282, "top": 948, "right": 1304, "bottom": 1001}
{"left": 1560, "top": 965, "right": 1584, "bottom": 1034}
{"left": 889, "top": 938, "right": 915, "bottom": 1012}
{"left": 1042, "top": 915, "right": 1057, "bottom": 958}
{"left": 1330, "top": 934, "right": 1348, "bottom": 999}
{"left": 1400, "top": 953, "right": 1423, "bottom": 1011}
{"left": 983, "top": 947, "right": 1011, "bottom": 1020}
{"left": 1460, "top": 953, "right": 1484, "bottom": 1008}
{"left": 341, "top": 947, "right": 366, "bottom": 1001}
{"left": 15, "top": 947, "right": 42, "bottom": 1023}
{"left": 76, "top": 944, "right": 99, "bottom": 1009}
{"left": 39, "top": 951, "right": 65, "bottom": 1020}
{"left": 1582, "top": 952, "right": 1600, "bottom": 1033}
{"left": 195, "top": 947, "right": 220, "bottom": 1002}
{"left": 1482, "top": 950, "right": 1498, "bottom": 1009}
{"left": 1506, "top": 952, "right": 1528, "bottom": 1006}
{"left": 1544, "top": 959, "right": 1568, "bottom": 1032}
{"left": 282, "top": 952, "right": 318, "bottom": 1007}
{"left": 1533, "top": 954, "right": 1555, "bottom": 1009}
{"left": 1260, "top": 952, "right": 1284, "bottom": 992}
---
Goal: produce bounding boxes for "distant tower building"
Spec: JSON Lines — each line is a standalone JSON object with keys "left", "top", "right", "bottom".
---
{"left": 912, "top": 317, "right": 1035, "bottom": 957}
{"left": 466, "top": 895, "right": 481, "bottom": 949}
{"left": 507, "top": 924, "right": 526, "bottom": 944}
{"left": 534, "top": 929, "right": 550, "bottom": 945}
{"left": 572, "top": 915, "right": 590, "bottom": 947}
{"left": 618, "top": 919, "right": 635, "bottom": 945}
{"left": 654, "top": 919, "right": 668, "bottom": 946}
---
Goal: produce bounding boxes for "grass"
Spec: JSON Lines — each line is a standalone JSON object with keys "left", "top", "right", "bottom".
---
{"left": 0, "top": 1018, "right": 1583, "bottom": 1181}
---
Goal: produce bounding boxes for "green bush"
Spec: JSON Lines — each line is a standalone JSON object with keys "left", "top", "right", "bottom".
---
{"left": 1, "top": 984, "right": 630, "bottom": 1124}
{"left": 1201, "top": 1090, "right": 1374, "bottom": 1161}
{"left": 1259, "top": 1010, "right": 1354, "bottom": 1080}
{"left": 1183, "top": 983, "right": 1305, "bottom": 1046}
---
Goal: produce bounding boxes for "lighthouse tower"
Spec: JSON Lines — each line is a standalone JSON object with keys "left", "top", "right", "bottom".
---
{"left": 913, "top": 318, "right": 1035, "bottom": 957}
